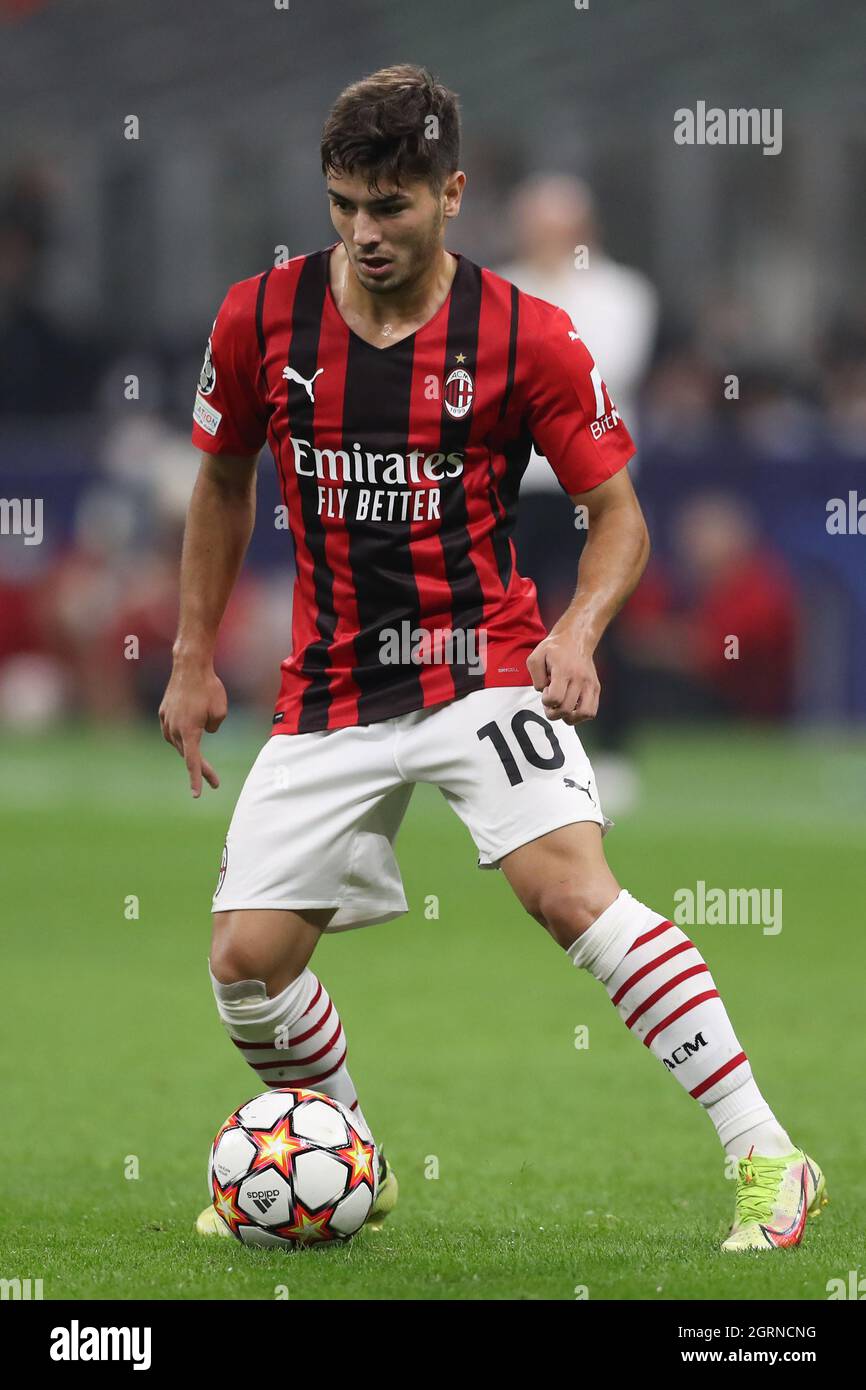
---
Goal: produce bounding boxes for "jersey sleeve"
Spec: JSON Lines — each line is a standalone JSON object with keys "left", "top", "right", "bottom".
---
{"left": 191, "top": 276, "right": 269, "bottom": 456}
{"left": 521, "top": 303, "right": 636, "bottom": 494}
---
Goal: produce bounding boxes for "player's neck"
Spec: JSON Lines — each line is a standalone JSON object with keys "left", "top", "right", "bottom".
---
{"left": 329, "top": 242, "right": 458, "bottom": 347}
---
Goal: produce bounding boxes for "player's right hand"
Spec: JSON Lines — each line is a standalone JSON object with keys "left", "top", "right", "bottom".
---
{"left": 158, "top": 663, "right": 228, "bottom": 798}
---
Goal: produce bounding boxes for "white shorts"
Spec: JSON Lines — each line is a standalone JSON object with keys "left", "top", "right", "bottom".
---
{"left": 213, "top": 685, "right": 610, "bottom": 932}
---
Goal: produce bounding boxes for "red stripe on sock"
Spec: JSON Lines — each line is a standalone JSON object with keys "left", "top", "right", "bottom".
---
{"left": 264, "top": 1045, "right": 348, "bottom": 1090}
{"left": 689, "top": 1051, "right": 748, "bottom": 1099}
{"left": 612, "top": 940, "right": 695, "bottom": 1006}
{"left": 292, "top": 1016, "right": 344, "bottom": 1067}
{"left": 248, "top": 1020, "right": 344, "bottom": 1072}
{"left": 626, "top": 921, "right": 673, "bottom": 954}
{"left": 299, "top": 980, "right": 323, "bottom": 1018}
{"left": 290, "top": 999, "right": 334, "bottom": 1046}
{"left": 643, "top": 989, "right": 719, "bottom": 1048}
{"left": 227, "top": 989, "right": 332, "bottom": 1053}
{"left": 625, "top": 964, "right": 710, "bottom": 1028}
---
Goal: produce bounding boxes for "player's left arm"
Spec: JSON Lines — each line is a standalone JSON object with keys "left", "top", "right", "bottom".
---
{"left": 520, "top": 301, "right": 649, "bottom": 723}
{"left": 526, "top": 467, "right": 650, "bottom": 725}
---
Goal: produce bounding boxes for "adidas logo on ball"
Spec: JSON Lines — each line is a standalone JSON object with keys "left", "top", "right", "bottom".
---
{"left": 251, "top": 1190, "right": 281, "bottom": 1213}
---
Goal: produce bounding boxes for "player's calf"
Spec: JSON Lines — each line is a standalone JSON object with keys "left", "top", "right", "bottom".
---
{"left": 505, "top": 828, "right": 795, "bottom": 1164}
{"left": 209, "top": 908, "right": 373, "bottom": 1141}
{"left": 565, "top": 888, "right": 795, "bottom": 1160}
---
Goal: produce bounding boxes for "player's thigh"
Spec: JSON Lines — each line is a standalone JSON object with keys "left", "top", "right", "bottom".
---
{"left": 405, "top": 684, "right": 606, "bottom": 861}
{"left": 212, "top": 726, "right": 411, "bottom": 945}
{"left": 403, "top": 685, "right": 619, "bottom": 946}
{"left": 210, "top": 906, "right": 334, "bottom": 995}
{"left": 499, "top": 822, "right": 620, "bottom": 947}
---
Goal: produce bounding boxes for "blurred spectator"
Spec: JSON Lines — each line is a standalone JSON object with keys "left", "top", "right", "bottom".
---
{"left": 499, "top": 173, "right": 659, "bottom": 436}
{"left": 729, "top": 366, "right": 820, "bottom": 460}
{"left": 640, "top": 339, "right": 720, "bottom": 453}
{"left": 620, "top": 495, "right": 798, "bottom": 721}
{"left": 498, "top": 174, "right": 659, "bottom": 629}
{"left": 820, "top": 325, "right": 866, "bottom": 458}
{"left": 496, "top": 175, "right": 659, "bottom": 811}
{"left": 0, "top": 164, "right": 105, "bottom": 415}
{"left": 0, "top": 505, "right": 67, "bottom": 726}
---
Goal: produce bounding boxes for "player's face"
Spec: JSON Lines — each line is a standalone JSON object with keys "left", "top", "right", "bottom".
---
{"left": 326, "top": 170, "right": 459, "bottom": 294}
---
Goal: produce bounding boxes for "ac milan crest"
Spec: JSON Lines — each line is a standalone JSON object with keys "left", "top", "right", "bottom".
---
{"left": 443, "top": 367, "right": 474, "bottom": 419}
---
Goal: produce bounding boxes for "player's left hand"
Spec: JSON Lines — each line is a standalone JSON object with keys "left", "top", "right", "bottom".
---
{"left": 526, "top": 633, "right": 600, "bottom": 725}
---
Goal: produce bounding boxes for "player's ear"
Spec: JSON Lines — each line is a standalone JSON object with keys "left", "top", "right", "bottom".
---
{"left": 443, "top": 170, "right": 466, "bottom": 219}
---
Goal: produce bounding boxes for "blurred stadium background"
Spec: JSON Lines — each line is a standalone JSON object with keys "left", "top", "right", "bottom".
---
{"left": 1, "top": 0, "right": 865, "bottom": 1300}
{"left": 1, "top": 0, "right": 866, "bottom": 739}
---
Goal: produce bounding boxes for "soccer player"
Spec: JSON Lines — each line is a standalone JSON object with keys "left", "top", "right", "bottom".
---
{"left": 159, "top": 65, "right": 825, "bottom": 1251}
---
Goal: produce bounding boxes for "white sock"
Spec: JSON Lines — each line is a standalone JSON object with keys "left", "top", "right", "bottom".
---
{"left": 719, "top": 1106, "right": 797, "bottom": 1159}
{"left": 209, "top": 965, "right": 373, "bottom": 1141}
{"left": 567, "top": 890, "right": 793, "bottom": 1156}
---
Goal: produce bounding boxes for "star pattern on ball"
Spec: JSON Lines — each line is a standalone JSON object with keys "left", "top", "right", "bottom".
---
{"left": 211, "top": 1176, "right": 251, "bottom": 1237}
{"left": 285, "top": 1087, "right": 325, "bottom": 1104}
{"left": 335, "top": 1131, "right": 376, "bottom": 1193}
{"left": 280, "top": 1199, "right": 338, "bottom": 1244}
{"left": 248, "top": 1114, "right": 309, "bottom": 1179}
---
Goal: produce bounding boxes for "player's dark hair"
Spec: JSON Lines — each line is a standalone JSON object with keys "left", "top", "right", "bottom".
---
{"left": 321, "top": 64, "right": 461, "bottom": 195}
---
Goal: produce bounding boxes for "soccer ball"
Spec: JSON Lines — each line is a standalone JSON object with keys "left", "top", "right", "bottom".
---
{"left": 208, "top": 1088, "right": 378, "bottom": 1247}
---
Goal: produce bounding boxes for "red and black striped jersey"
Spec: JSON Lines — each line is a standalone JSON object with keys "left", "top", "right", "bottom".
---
{"left": 191, "top": 244, "right": 636, "bottom": 734}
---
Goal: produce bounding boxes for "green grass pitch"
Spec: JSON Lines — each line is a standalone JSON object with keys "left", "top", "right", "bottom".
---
{"left": 1, "top": 722, "right": 864, "bottom": 1301}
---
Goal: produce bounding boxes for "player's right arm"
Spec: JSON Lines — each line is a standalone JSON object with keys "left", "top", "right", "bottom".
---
{"left": 159, "top": 450, "right": 259, "bottom": 797}
{"left": 162, "top": 274, "right": 270, "bottom": 796}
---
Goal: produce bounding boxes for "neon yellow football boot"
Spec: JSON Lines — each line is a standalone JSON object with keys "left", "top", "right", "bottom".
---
{"left": 721, "top": 1148, "right": 827, "bottom": 1251}
{"left": 195, "top": 1202, "right": 232, "bottom": 1237}
{"left": 364, "top": 1148, "right": 399, "bottom": 1232}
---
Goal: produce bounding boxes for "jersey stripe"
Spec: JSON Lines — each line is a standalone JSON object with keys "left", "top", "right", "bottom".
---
{"left": 406, "top": 302, "right": 457, "bottom": 708}
{"left": 313, "top": 284, "right": 362, "bottom": 728}
{"left": 269, "top": 271, "right": 322, "bottom": 734}
{"left": 458, "top": 273, "right": 515, "bottom": 653}
{"left": 436, "top": 257, "right": 487, "bottom": 701}
{"left": 262, "top": 267, "right": 315, "bottom": 723}
{"left": 478, "top": 273, "right": 518, "bottom": 595}
{"left": 285, "top": 253, "right": 336, "bottom": 732}
{"left": 339, "top": 306, "right": 422, "bottom": 724}
{"left": 254, "top": 268, "right": 272, "bottom": 401}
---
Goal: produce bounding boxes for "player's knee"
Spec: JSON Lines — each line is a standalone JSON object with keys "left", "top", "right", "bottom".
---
{"left": 209, "top": 937, "right": 297, "bottom": 995}
{"left": 209, "top": 939, "right": 259, "bottom": 988}
{"left": 532, "top": 879, "right": 619, "bottom": 947}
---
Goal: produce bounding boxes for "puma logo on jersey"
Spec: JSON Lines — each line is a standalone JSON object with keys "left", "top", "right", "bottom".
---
{"left": 283, "top": 366, "right": 324, "bottom": 402}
